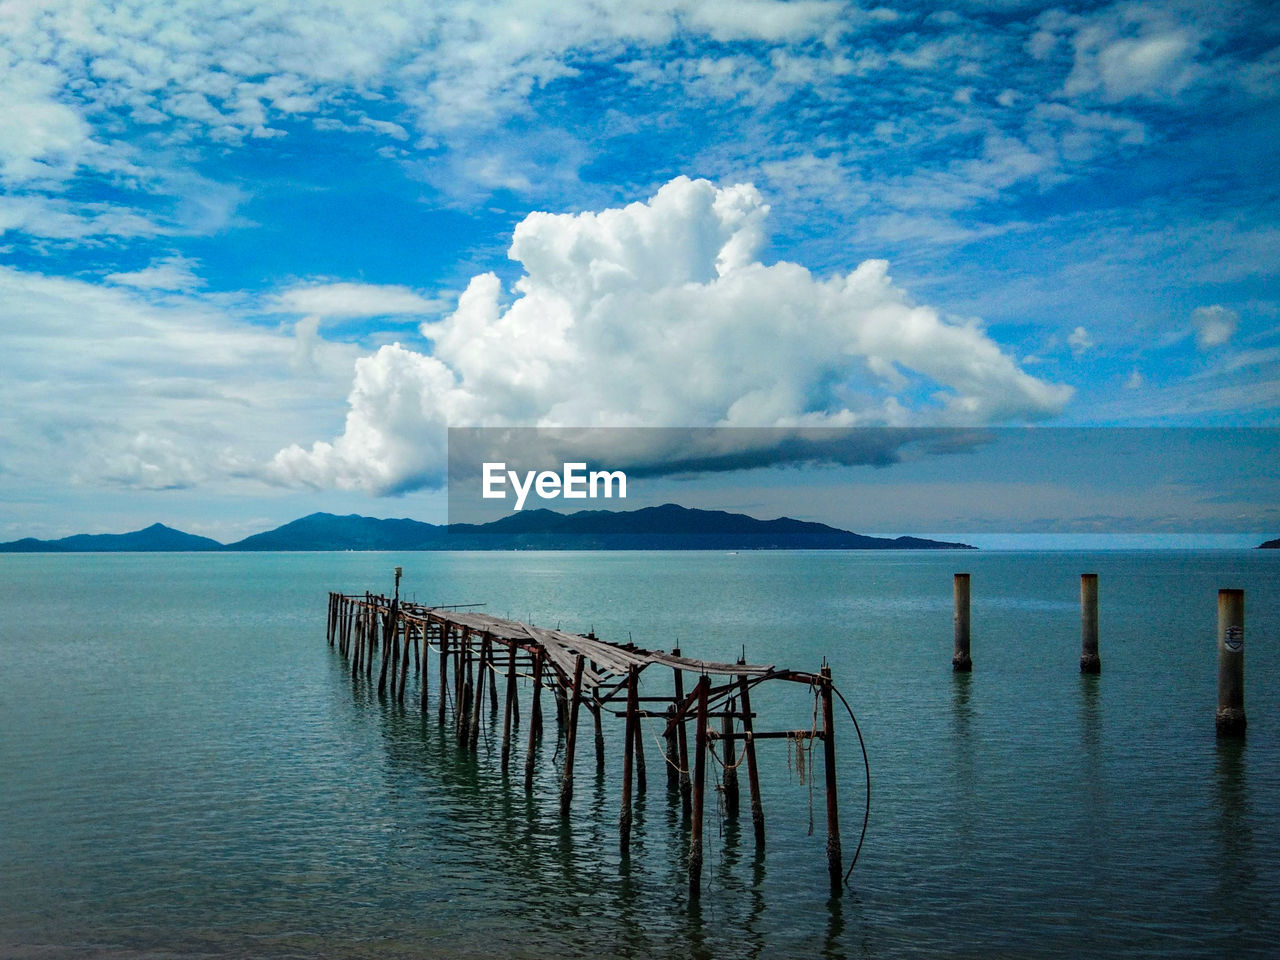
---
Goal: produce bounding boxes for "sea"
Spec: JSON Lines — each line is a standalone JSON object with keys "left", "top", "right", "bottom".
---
{"left": 1, "top": 549, "right": 1277, "bottom": 959}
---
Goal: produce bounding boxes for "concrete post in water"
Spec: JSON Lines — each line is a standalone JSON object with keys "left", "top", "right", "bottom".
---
{"left": 1080, "top": 573, "right": 1101, "bottom": 674}
{"left": 820, "top": 664, "right": 843, "bottom": 892}
{"left": 1217, "top": 589, "right": 1246, "bottom": 737}
{"left": 689, "top": 675, "right": 709, "bottom": 899}
{"left": 559, "top": 655, "right": 585, "bottom": 816}
{"left": 953, "top": 573, "right": 972, "bottom": 672}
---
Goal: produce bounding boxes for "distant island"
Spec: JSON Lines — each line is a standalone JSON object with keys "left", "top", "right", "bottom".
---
{"left": 0, "top": 504, "right": 974, "bottom": 552}
{"left": 1262, "top": 538, "right": 1280, "bottom": 549}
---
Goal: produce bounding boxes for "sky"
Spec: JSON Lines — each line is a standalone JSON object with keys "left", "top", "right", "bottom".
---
{"left": 1, "top": 0, "right": 1277, "bottom": 544}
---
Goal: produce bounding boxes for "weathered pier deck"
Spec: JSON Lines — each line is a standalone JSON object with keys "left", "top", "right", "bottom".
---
{"left": 326, "top": 583, "right": 866, "bottom": 894}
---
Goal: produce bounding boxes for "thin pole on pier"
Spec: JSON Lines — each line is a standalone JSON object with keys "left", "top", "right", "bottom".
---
{"left": 1080, "top": 573, "right": 1100, "bottom": 674}
{"left": 620, "top": 664, "right": 638, "bottom": 855}
{"left": 689, "top": 675, "right": 710, "bottom": 899}
{"left": 953, "top": 573, "right": 973, "bottom": 672}
{"left": 525, "top": 651, "right": 544, "bottom": 791}
{"left": 820, "top": 664, "right": 843, "bottom": 892}
{"left": 672, "top": 648, "right": 691, "bottom": 815}
{"left": 1217, "top": 589, "right": 1246, "bottom": 737}
{"left": 738, "top": 673, "right": 765, "bottom": 847}
{"left": 560, "top": 655, "right": 585, "bottom": 816}
{"left": 501, "top": 642, "right": 517, "bottom": 773}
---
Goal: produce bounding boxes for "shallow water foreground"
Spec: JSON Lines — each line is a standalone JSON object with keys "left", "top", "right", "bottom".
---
{"left": 1, "top": 549, "right": 1277, "bottom": 958}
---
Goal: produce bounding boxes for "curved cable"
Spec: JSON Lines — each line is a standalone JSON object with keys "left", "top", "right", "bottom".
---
{"left": 830, "top": 683, "right": 870, "bottom": 886}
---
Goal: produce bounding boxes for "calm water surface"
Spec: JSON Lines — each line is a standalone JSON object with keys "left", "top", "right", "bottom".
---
{"left": 1, "top": 550, "right": 1277, "bottom": 958}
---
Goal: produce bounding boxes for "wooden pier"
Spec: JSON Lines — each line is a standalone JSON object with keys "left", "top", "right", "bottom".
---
{"left": 325, "top": 586, "right": 867, "bottom": 895}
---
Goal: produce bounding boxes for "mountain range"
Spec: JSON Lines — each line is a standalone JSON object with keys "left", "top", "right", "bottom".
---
{"left": 0, "top": 504, "right": 975, "bottom": 551}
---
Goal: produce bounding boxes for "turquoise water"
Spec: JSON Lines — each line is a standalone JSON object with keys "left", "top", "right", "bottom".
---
{"left": 1, "top": 550, "right": 1278, "bottom": 958}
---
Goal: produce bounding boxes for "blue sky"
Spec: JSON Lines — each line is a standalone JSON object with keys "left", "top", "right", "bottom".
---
{"left": 1, "top": 0, "right": 1277, "bottom": 543}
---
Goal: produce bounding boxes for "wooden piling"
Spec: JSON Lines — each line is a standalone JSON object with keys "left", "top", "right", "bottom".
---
{"left": 634, "top": 707, "right": 647, "bottom": 795}
{"left": 559, "top": 655, "right": 585, "bottom": 816}
{"left": 525, "top": 651, "right": 544, "bottom": 791}
{"left": 664, "top": 705, "right": 680, "bottom": 794}
{"left": 722, "top": 698, "right": 739, "bottom": 818}
{"left": 501, "top": 642, "right": 517, "bottom": 773}
{"left": 1216, "top": 589, "right": 1246, "bottom": 737}
{"left": 593, "top": 699, "right": 606, "bottom": 774}
{"left": 953, "top": 573, "right": 972, "bottom": 672}
{"left": 738, "top": 674, "right": 765, "bottom": 847}
{"left": 820, "top": 665, "right": 843, "bottom": 892}
{"left": 1080, "top": 573, "right": 1100, "bottom": 673}
{"left": 672, "top": 649, "right": 691, "bottom": 814}
{"left": 377, "top": 608, "right": 394, "bottom": 696}
{"left": 469, "top": 634, "right": 488, "bottom": 751}
{"left": 397, "top": 619, "right": 411, "bottom": 704}
{"left": 488, "top": 643, "right": 499, "bottom": 713}
{"left": 620, "top": 665, "right": 638, "bottom": 854}
{"left": 462, "top": 630, "right": 474, "bottom": 722}
{"left": 420, "top": 623, "right": 430, "bottom": 713}
{"left": 689, "top": 675, "right": 709, "bottom": 899}
{"left": 437, "top": 624, "right": 449, "bottom": 724}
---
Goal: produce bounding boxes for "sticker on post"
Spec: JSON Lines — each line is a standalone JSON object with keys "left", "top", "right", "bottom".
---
{"left": 1225, "top": 625, "right": 1244, "bottom": 653}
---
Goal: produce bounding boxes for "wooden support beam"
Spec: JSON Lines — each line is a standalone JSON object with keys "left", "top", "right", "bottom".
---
{"left": 397, "top": 617, "right": 411, "bottom": 704}
{"left": 672, "top": 649, "right": 691, "bottom": 815}
{"left": 689, "top": 675, "right": 709, "bottom": 899}
{"left": 738, "top": 673, "right": 765, "bottom": 847}
{"left": 488, "top": 642, "right": 499, "bottom": 713}
{"left": 593, "top": 699, "right": 605, "bottom": 775}
{"left": 377, "top": 602, "right": 396, "bottom": 697}
{"left": 634, "top": 703, "right": 647, "bottom": 795}
{"left": 559, "top": 655, "right": 585, "bottom": 816}
{"left": 420, "top": 623, "right": 429, "bottom": 713}
{"left": 525, "top": 651, "right": 543, "bottom": 792}
{"left": 620, "top": 664, "right": 637, "bottom": 855}
{"left": 469, "top": 634, "right": 488, "bottom": 752}
{"left": 721, "top": 695, "right": 739, "bottom": 818}
{"left": 501, "top": 641, "right": 517, "bottom": 773}
{"left": 821, "top": 664, "right": 842, "bottom": 891}
{"left": 664, "top": 705, "right": 679, "bottom": 794}
{"left": 437, "top": 625, "right": 449, "bottom": 724}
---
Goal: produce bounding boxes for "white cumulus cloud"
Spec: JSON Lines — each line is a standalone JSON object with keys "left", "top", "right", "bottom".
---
{"left": 269, "top": 177, "right": 1072, "bottom": 494}
{"left": 1191, "top": 304, "right": 1238, "bottom": 349}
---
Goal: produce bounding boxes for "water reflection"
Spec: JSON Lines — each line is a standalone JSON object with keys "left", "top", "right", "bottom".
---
{"left": 1214, "top": 737, "right": 1254, "bottom": 954}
